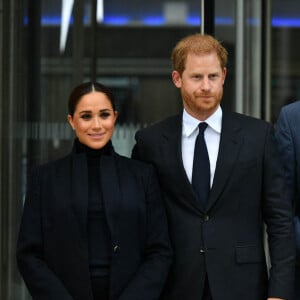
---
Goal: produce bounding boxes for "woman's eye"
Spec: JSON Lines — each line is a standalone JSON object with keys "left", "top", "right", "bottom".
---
{"left": 100, "top": 112, "right": 111, "bottom": 118}
{"left": 81, "top": 114, "right": 92, "bottom": 120}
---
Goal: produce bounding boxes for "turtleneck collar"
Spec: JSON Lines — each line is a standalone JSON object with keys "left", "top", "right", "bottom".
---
{"left": 73, "top": 138, "right": 114, "bottom": 157}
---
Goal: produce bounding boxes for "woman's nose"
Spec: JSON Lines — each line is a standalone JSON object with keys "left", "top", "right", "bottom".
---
{"left": 92, "top": 117, "right": 101, "bottom": 128}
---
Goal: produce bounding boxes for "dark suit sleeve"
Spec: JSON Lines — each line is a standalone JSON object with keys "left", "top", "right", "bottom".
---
{"left": 131, "top": 131, "right": 142, "bottom": 160}
{"left": 262, "top": 124, "right": 296, "bottom": 299}
{"left": 275, "top": 107, "right": 300, "bottom": 263}
{"left": 275, "top": 107, "right": 296, "bottom": 206}
{"left": 118, "top": 165, "right": 172, "bottom": 300}
{"left": 16, "top": 167, "right": 74, "bottom": 300}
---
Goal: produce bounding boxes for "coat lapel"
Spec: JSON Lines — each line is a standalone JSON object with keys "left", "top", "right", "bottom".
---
{"left": 60, "top": 151, "right": 118, "bottom": 243}
{"left": 207, "top": 112, "right": 243, "bottom": 211}
{"left": 100, "top": 154, "right": 120, "bottom": 238}
{"left": 71, "top": 153, "right": 89, "bottom": 239}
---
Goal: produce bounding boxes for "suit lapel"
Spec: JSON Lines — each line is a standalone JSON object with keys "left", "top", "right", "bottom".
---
{"left": 207, "top": 112, "right": 243, "bottom": 211}
{"left": 161, "top": 115, "right": 203, "bottom": 212}
{"left": 161, "top": 117, "right": 187, "bottom": 183}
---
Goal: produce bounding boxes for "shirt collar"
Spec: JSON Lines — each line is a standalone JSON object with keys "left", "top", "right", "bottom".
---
{"left": 182, "top": 106, "right": 222, "bottom": 137}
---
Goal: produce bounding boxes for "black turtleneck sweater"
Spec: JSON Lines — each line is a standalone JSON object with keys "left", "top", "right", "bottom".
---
{"left": 74, "top": 139, "right": 112, "bottom": 278}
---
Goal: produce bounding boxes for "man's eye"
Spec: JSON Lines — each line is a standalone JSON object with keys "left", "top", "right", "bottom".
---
{"left": 209, "top": 74, "right": 218, "bottom": 79}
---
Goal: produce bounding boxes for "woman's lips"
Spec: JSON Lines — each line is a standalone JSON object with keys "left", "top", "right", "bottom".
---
{"left": 88, "top": 133, "right": 105, "bottom": 139}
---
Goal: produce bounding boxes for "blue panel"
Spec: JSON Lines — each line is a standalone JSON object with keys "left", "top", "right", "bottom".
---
{"left": 24, "top": 15, "right": 300, "bottom": 28}
{"left": 272, "top": 18, "right": 300, "bottom": 27}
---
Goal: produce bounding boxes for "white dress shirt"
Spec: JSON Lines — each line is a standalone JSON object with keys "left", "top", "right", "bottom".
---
{"left": 181, "top": 106, "right": 222, "bottom": 187}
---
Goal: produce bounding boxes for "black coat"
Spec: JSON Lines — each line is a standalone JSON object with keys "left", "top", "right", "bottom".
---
{"left": 17, "top": 146, "right": 172, "bottom": 300}
{"left": 132, "top": 111, "right": 295, "bottom": 300}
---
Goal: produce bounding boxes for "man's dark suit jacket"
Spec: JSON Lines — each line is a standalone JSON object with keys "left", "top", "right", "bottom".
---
{"left": 17, "top": 146, "right": 172, "bottom": 300}
{"left": 275, "top": 100, "right": 300, "bottom": 265}
{"left": 132, "top": 110, "right": 295, "bottom": 300}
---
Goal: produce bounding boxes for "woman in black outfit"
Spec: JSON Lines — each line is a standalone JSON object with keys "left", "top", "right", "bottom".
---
{"left": 16, "top": 82, "right": 172, "bottom": 300}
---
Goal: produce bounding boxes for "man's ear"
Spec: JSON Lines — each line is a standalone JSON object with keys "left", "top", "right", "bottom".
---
{"left": 222, "top": 67, "right": 227, "bottom": 85}
{"left": 172, "top": 70, "right": 182, "bottom": 88}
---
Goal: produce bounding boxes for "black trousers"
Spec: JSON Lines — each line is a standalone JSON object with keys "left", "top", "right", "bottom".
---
{"left": 91, "top": 276, "right": 109, "bottom": 300}
{"left": 90, "top": 275, "right": 212, "bottom": 300}
{"left": 202, "top": 275, "right": 213, "bottom": 300}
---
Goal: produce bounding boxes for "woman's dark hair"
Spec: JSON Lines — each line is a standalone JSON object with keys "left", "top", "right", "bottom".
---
{"left": 68, "top": 82, "right": 116, "bottom": 116}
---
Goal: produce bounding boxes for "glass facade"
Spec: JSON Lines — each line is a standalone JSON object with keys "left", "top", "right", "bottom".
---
{"left": 0, "top": 0, "right": 299, "bottom": 298}
{"left": 271, "top": 1, "right": 300, "bottom": 122}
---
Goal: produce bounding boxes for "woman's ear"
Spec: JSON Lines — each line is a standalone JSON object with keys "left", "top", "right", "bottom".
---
{"left": 114, "top": 111, "right": 118, "bottom": 123}
{"left": 67, "top": 115, "right": 75, "bottom": 130}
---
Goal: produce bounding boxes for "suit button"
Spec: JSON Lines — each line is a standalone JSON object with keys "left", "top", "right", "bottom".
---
{"left": 200, "top": 249, "right": 205, "bottom": 253}
{"left": 204, "top": 215, "right": 209, "bottom": 221}
{"left": 113, "top": 245, "right": 120, "bottom": 253}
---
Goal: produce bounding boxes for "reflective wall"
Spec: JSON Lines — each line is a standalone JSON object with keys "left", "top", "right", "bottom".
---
{"left": 1, "top": 0, "right": 300, "bottom": 299}
{"left": 271, "top": 1, "right": 300, "bottom": 122}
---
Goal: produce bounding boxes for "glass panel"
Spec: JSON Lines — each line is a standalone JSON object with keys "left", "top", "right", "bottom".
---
{"left": 41, "top": 0, "right": 201, "bottom": 27}
{"left": 36, "top": 0, "right": 205, "bottom": 162}
{"left": 271, "top": 0, "right": 300, "bottom": 123}
{"left": 216, "top": 1, "right": 265, "bottom": 117}
{"left": 214, "top": 1, "right": 235, "bottom": 112}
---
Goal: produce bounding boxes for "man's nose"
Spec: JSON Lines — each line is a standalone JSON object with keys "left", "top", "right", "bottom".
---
{"left": 201, "top": 78, "right": 211, "bottom": 90}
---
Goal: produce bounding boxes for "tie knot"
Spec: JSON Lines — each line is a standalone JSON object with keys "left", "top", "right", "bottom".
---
{"left": 198, "top": 122, "right": 208, "bottom": 135}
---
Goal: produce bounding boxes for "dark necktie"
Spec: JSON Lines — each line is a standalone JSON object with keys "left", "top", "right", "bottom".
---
{"left": 192, "top": 122, "right": 210, "bottom": 207}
